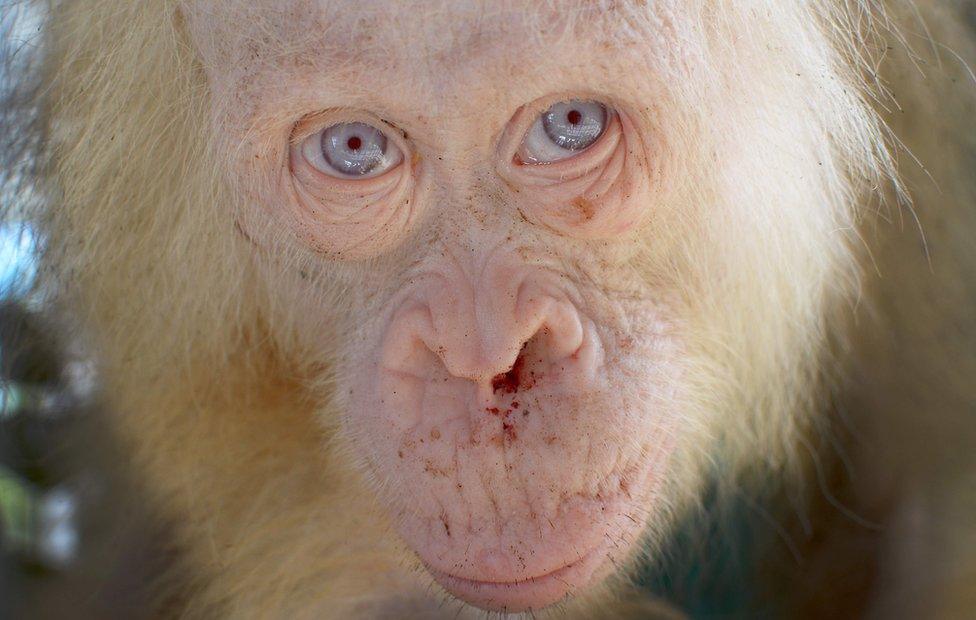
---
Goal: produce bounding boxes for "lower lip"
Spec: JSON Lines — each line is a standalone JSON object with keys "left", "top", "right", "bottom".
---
{"left": 425, "top": 544, "right": 608, "bottom": 613}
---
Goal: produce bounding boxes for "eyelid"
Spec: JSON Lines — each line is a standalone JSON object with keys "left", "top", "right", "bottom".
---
{"left": 503, "top": 111, "right": 623, "bottom": 184}
{"left": 496, "top": 97, "right": 619, "bottom": 174}
{"left": 540, "top": 122, "right": 619, "bottom": 180}
{"left": 518, "top": 110, "right": 618, "bottom": 169}
{"left": 290, "top": 110, "right": 340, "bottom": 146}
{"left": 289, "top": 111, "right": 409, "bottom": 154}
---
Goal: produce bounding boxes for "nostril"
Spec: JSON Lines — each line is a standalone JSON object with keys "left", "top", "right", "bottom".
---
{"left": 542, "top": 301, "right": 585, "bottom": 361}
{"left": 379, "top": 304, "right": 437, "bottom": 375}
{"left": 481, "top": 295, "right": 589, "bottom": 395}
{"left": 491, "top": 346, "right": 530, "bottom": 395}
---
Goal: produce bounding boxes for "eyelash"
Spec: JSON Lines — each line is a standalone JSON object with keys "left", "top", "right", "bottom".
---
{"left": 292, "top": 98, "right": 615, "bottom": 184}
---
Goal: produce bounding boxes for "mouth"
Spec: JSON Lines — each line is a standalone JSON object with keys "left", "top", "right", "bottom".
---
{"left": 424, "top": 542, "right": 609, "bottom": 613}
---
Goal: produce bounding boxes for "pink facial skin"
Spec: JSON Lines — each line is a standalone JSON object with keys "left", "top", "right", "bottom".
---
{"left": 346, "top": 252, "right": 681, "bottom": 612}
{"left": 184, "top": 1, "right": 696, "bottom": 613}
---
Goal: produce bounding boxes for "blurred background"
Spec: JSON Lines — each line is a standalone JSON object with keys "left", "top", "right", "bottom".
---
{"left": 0, "top": 7, "right": 166, "bottom": 616}
{"left": 0, "top": 224, "right": 169, "bottom": 618}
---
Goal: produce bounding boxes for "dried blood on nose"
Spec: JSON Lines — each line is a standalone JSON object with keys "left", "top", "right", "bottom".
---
{"left": 486, "top": 349, "right": 541, "bottom": 441}
{"left": 491, "top": 352, "right": 526, "bottom": 394}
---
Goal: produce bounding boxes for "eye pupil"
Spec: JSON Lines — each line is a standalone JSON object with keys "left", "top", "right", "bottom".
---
{"left": 538, "top": 100, "right": 607, "bottom": 154}
{"left": 317, "top": 122, "right": 396, "bottom": 177}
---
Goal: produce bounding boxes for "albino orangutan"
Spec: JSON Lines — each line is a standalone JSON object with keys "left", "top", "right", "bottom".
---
{"left": 2, "top": 0, "right": 974, "bottom": 617}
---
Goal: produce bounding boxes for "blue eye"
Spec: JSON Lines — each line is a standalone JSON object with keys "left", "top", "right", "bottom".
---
{"left": 542, "top": 101, "right": 606, "bottom": 151}
{"left": 519, "top": 100, "right": 609, "bottom": 164}
{"left": 302, "top": 122, "right": 403, "bottom": 179}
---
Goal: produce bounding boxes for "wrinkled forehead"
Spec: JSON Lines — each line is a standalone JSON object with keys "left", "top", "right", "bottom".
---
{"left": 183, "top": 0, "right": 684, "bottom": 87}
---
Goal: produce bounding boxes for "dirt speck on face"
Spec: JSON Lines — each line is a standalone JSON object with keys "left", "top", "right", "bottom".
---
{"left": 572, "top": 196, "right": 596, "bottom": 221}
{"left": 491, "top": 350, "right": 526, "bottom": 394}
{"left": 503, "top": 421, "right": 517, "bottom": 441}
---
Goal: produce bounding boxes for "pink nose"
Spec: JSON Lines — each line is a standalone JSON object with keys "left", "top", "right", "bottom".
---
{"left": 434, "top": 287, "right": 585, "bottom": 385}
{"left": 379, "top": 261, "right": 590, "bottom": 392}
